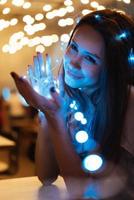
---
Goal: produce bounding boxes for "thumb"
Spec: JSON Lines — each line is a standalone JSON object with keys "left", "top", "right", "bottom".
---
{"left": 58, "top": 68, "right": 64, "bottom": 97}
{"left": 50, "top": 87, "right": 62, "bottom": 108}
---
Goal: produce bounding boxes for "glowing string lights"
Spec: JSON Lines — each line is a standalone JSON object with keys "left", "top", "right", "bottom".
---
{"left": 68, "top": 100, "right": 103, "bottom": 172}
{"left": 69, "top": 100, "right": 78, "bottom": 110}
{"left": 128, "top": 48, "right": 134, "bottom": 67}
{"left": 75, "top": 130, "right": 89, "bottom": 143}
{"left": 74, "top": 111, "right": 87, "bottom": 124}
{"left": 83, "top": 154, "right": 103, "bottom": 172}
{"left": 115, "top": 30, "right": 129, "bottom": 41}
{"left": 27, "top": 54, "right": 58, "bottom": 99}
{"left": 26, "top": 52, "right": 103, "bottom": 172}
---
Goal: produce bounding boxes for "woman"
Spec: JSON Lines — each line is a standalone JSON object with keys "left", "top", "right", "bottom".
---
{"left": 11, "top": 9, "right": 134, "bottom": 199}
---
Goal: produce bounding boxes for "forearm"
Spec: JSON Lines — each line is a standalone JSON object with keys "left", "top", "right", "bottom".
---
{"left": 35, "top": 116, "right": 60, "bottom": 184}
{"left": 47, "top": 116, "right": 91, "bottom": 197}
{"left": 48, "top": 117, "right": 87, "bottom": 178}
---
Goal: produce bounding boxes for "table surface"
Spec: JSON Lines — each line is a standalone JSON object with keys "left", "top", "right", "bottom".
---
{"left": 0, "top": 176, "right": 68, "bottom": 200}
{"left": 0, "top": 135, "right": 15, "bottom": 147}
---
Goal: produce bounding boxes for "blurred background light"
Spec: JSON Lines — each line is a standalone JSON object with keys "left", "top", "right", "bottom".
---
{"left": 0, "top": 0, "right": 133, "bottom": 91}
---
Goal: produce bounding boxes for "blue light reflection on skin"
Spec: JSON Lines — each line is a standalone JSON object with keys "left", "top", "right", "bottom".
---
{"left": 84, "top": 183, "right": 99, "bottom": 200}
{"left": 18, "top": 94, "right": 29, "bottom": 106}
{"left": 82, "top": 154, "right": 104, "bottom": 199}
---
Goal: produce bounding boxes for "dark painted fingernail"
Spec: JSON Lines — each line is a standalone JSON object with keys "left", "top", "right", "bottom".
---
{"left": 50, "top": 87, "right": 55, "bottom": 93}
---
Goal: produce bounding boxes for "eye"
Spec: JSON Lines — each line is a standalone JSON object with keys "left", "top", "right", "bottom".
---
{"left": 70, "top": 43, "right": 78, "bottom": 52}
{"left": 84, "top": 55, "right": 97, "bottom": 64}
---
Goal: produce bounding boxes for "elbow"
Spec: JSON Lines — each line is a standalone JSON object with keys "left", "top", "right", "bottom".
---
{"left": 37, "top": 174, "right": 58, "bottom": 185}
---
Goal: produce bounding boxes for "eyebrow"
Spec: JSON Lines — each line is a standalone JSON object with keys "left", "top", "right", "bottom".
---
{"left": 72, "top": 40, "right": 101, "bottom": 60}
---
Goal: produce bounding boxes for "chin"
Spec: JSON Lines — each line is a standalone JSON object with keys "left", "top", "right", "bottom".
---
{"left": 64, "top": 78, "right": 87, "bottom": 88}
{"left": 64, "top": 75, "right": 93, "bottom": 89}
{"left": 66, "top": 82, "right": 79, "bottom": 89}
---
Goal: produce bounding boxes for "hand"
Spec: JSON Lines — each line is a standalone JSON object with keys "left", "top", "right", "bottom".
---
{"left": 27, "top": 52, "right": 58, "bottom": 99}
{"left": 10, "top": 52, "right": 58, "bottom": 109}
{"left": 10, "top": 52, "right": 66, "bottom": 122}
{"left": 11, "top": 71, "right": 64, "bottom": 113}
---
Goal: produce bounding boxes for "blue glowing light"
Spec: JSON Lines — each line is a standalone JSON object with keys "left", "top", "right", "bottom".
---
{"left": 74, "top": 111, "right": 87, "bottom": 125}
{"left": 74, "top": 111, "right": 84, "bottom": 121}
{"left": 70, "top": 100, "right": 76, "bottom": 108}
{"left": 75, "top": 16, "right": 81, "bottom": 24}
{"left": 74, "top": 106, "right": 78, "bottom": 110}
{"left": 81, "top": 118, "right": 87, "bottom": 125}
{"left": 115, "top": 31, "right": 129, "bottom": 41}
{"left": 38, "top": 110, "right": 44, "bottom": 120}
{"left": 128, "top": 48, "right": 134, "bottom": 67}
{"left": 41, "top": 66, "right": 45, "bottom": 72}
{"left": 94, "top": 14, "right": 101, "bottom": 20}
{"left": 2, "top": 87, "right": 11, "bottom": 101}
{"left": 69, "top": 100, "right": 78, "bottom": 110}
{"left": 27, "top": 54, "right": 59, "bottom": 99}
{"left": 75, "top": 130, "right": 88, "bottom": 143}
{"left": 83, "top": 154, "right": 103, "bottom": 172}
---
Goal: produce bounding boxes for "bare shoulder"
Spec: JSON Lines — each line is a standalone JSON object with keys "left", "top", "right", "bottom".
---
{"left": 121, "top": 86, "right": 134, "bottom": 155}
{"left": 127, "top": 86, "right": 134, "bottom": 114}
{"left": 129, "top": 86, "right": 134, "bottom": 101}
{"left": 124, "top": 86, "right": 134, "bottom": 124}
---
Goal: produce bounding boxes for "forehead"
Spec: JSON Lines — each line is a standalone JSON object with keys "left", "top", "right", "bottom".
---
{"left": 71, "top": 25, "right": 105, "bottom": 58}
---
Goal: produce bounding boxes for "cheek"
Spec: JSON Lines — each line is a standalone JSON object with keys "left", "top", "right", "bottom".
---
{"left": 83, "top": 66, "right": 101, "bottom": 79}
{"left": 65, "top": 48, "right": 70, "bottom": 59}
{"left": 63, "top": 50, "right": 71, "bottom": 66}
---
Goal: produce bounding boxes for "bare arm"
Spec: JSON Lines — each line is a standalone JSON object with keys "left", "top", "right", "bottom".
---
{"left": 35, "top": 115, "right": 60, "bottom": 184}
{"left": 10, "top": 71, "right": 117, "bottom": 198}
{"left": 10, "top": 72, "right": 60, "bottom": 184}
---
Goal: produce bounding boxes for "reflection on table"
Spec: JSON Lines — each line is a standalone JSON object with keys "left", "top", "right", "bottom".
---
{"left": 0, "top": 135, "right": 15, "bottom": 149}
{"left": 0, "top": 176, "right": 68, "bottom": 200}
{"left": 0, "top": 135, "right": 16, "bottom": 173}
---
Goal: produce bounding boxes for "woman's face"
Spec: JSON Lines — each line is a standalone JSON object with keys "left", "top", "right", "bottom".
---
{"left": 63, "top": 24, "right": 105, "bottom": 89}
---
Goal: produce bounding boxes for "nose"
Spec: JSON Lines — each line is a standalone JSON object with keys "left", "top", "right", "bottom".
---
{"left": 70, "top": 55, "right": 82, "bottom": 69}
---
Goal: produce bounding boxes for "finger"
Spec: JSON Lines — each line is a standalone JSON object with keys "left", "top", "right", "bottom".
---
{"left": 11, "top": 72, "right": 41, "bottom": 108}
{"left": 33, "top": 56, "right": 41, "bottom": 79}
{"left": 10, "top": 72, "right": 53, "bottom": 111}
{"left": 10, "top": 71, "right": 20, "bottom": 80}
{"left": 10, "top": 72, "right": 26, "bottom": 87}
{"left": 27, "top": 65, "right": 36, "bottom": 86}
{"left": 58, "top": 67, "right": 64, "bottom": 97}
{"left": 10, "top": 71, "right": 32, "bottom": 91}
{"left": 45, "top": 54, "right": 54, "bottom": 82}
{"left": 50, "top": 87, "right": 62, "bottom": 108}
{"left": 37, "top": 52, "right": 46, "bottom": 78}
{"left": 10, "top": 72, "right": 31, "bottom": 99}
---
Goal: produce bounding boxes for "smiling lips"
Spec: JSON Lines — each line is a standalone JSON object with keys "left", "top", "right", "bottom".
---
{"left": 67, "top": 69, "right": 83, "bottom": 79}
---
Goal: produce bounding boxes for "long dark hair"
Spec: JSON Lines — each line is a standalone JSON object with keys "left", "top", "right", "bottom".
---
{"left": 62, "top": 9, "right": 134, "bottom": 162}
